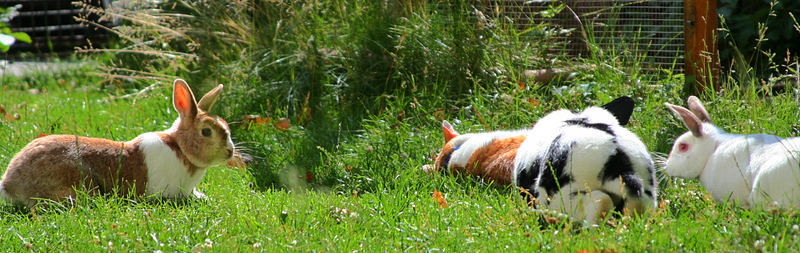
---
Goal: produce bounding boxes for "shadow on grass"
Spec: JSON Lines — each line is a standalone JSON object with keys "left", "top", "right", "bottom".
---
{"left": 0, "top": 192, "right": 211, "bottom": 219}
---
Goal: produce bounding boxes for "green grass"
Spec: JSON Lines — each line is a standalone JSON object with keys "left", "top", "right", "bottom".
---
{"left": 2, "top": 63, "right": 800, "bottom": 251}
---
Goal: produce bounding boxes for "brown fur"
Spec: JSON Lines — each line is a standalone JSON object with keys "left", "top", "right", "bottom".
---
{"left": 1, "top": 135, "right": 148, "bottom": 206}
{"left": 433, "top": 135, "right": 525, "bottom": 185}
{"left": 172, "top": 98, "right": 232, "bottom": 170}
{"left": 433, "top": 143, "right": 455, "bottom": 170}
{"left": 464, "top": 136, "right": 525, "bottom": 185}
{"left": 0, "top": 79, "right": 234, "bottom": 207}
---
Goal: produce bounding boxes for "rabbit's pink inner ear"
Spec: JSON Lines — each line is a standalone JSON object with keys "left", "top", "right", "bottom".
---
{"left": 687, "top": 96, "right": 712, "bottom": 123}
{"left": 173, "top": 79, "right": 198, "bottom": 117}
{"left": 442, "top": 120, "right": 459, "bottom": 143}
{"left": 666, "top": 103, "right": 703, "bottom": 137}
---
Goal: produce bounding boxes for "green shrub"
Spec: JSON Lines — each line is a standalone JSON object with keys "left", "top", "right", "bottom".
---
{"left": 86, "top": 0, "right": 697, "bottom": 189}
{"left": 719, "top": 0, "right": 800, "bottom": 80}
{"left": 0, "top": 5, "right": 31, "bottom": 53}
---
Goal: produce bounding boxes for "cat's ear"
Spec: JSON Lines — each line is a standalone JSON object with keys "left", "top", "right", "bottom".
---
{"left": 442, "top": 120, "right": 459, "bottom": 143}
{"left": 601, "top": 96, "right": 635, "bottom": 126}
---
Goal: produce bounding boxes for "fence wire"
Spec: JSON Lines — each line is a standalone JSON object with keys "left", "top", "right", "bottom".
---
{"left": 477, "top": 0, "right": 685, "bottom": 72}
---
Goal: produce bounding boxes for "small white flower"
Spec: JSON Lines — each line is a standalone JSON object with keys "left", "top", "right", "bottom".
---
{"left": 0, "top": 34, "right": 16, "bottom": 47}
{"left": 754, "top": 239, "right": 765, "bottom": 248}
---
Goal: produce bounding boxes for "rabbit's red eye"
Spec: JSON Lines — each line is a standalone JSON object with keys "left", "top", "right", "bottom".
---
{"left": 202, "top": 128, "right": 212, "bottom": 137}
{"left": 678, "top": 143, "right": 689, "bottom": 152}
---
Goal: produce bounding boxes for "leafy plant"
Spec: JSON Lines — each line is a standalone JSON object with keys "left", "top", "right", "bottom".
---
{"left": 0, "top": 4, "right": 31, "bottom": 52}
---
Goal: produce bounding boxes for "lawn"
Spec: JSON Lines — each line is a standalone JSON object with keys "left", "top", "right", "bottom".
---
{"left": 2, "top": 0, "right": 800, "bottom": 251}
{"left": 1, "top": 61, "right": 799, "bottom": 252}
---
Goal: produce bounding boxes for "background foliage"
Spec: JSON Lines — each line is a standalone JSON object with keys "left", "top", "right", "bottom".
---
{"left": 719, "top": 0, "right": 800, "bottom": 82}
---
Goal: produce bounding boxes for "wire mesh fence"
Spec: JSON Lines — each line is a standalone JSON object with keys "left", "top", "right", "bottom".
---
{"left": 478, "top": 0, "right": 685, "bottom": 72}
{"left": 2, "top": 0, "right": 109, "bottom": 57}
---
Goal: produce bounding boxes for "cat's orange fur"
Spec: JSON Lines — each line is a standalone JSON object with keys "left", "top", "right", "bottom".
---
{"left": 433, "top": 129, "right": 524, "bottom": 185}
{"left": 464, "top": 135, "right": 525, "bottom": 185}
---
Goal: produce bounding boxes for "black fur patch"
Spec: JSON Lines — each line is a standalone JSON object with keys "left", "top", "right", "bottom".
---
{"left": 601, "top": 96, "right": 635, "bottom": 126}
{"left": 516, "top": 158, "right": 539, "bottom": 206}
{"left": 441, "top": 146, "right": 461, "bottom": 169}
{"left": 644, "top": 190, "right": 654, "bottom": 198}
{"left": 599, "top": 148, "right": 643, "bottom": 196}
{"left": 516, "top": 135, "right": 573, "bottom": 203}
{"left": 647, "top": 164, "right": 657, "bottom": 187}
{"left": 565, "top": 118, "right": 614, "bottom": 136}
{"left": 442, "top": 152, "right": 452, "bottom": 169}
{"left": 536, "top": 135, "right": 573, "bottom": 196}
{"left": 602, "top": 190, "right": 626, "bottom": 214}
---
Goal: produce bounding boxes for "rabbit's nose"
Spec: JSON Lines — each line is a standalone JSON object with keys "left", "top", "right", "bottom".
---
{"left": 226, "top": 148, "right": 234, "bottom": 158}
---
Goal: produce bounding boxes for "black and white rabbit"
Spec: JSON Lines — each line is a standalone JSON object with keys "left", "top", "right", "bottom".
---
{"left": 664, "top": 96, "right": 800, "bottom": 209}
{"left": 429, "top": 97, "right": 658, "bottom": 224}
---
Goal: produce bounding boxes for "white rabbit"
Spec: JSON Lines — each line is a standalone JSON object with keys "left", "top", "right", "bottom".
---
{"left": 430, "top": 96, "right": 657, "bottom": 224}
{"left": 664, "top": 96, "right": 800, "bottom": 209}
{"left": 0, "top": 79, "right": 235, "bottom": 207}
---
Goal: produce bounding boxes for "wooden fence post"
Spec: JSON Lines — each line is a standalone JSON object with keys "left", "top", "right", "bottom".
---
{"left": 684, "top": 0, "right": 720, "bottom": 94}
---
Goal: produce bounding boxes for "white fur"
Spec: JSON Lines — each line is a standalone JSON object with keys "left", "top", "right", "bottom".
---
{"left": 216, "top": 117, "right": 236, "bottom": 155}
{"left": 616, "top": 127, "right": 657, "bottom": 189}
{"left": 513, "top": 109, "right": 573, "bottom": 182}
{"left": 139, "top": 131, "right": 207, "bottom": 198}
{"left": 750, "top": 138, "right": 800, "bottom": 207}
{"left": 440, "top": 100, "right": 654, "bottom": 224}
{"left": 517, "top": 123, "right": 654, "bottom": 202}
{"left": 702, "top": 131, "right": 778, "bottom": 205}
{"left": 664, "top": 125, "right": 724, "bottom": 179}
{"left": 668, "top": 126, "right": 798, "bottom": 207}
{"left": 581, "top": 107, "right": 621, "bottom": 125}
{"left": 512, "top": 105, "right": 656, "bottom": 223}
{"left": 217, "top": 118, "right": 231, "bottom": 135}
{"left": 549, "top": 190, "right": 614, "bottom": 225}
{"left": 548, "top": 126, "right": 616, "bottom": 190}
{"left": 167, "top": 117, "right": 181, "bottom": 132}
{"left": 514, "top": 107, "right": 654, "bottom": 196}
{"left": 665, "top": 98, "right": 800, "bottom": 209}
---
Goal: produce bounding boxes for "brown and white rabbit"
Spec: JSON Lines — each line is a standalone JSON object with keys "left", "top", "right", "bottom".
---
{"left": 0, "top": 79, "right": 235, "bottom": 207}
{"left": 428, "top": 97, "right": 657, "bottom": 224}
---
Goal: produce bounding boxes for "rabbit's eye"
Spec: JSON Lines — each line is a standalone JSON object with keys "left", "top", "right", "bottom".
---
{"left": 678, "top": 143, "right": 689, "bottom": 152}
{"left": 202, "top": 128, "right": 212, "bottom": 137}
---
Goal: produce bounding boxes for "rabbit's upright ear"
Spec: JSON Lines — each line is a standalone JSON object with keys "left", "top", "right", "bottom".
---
{"left": 601, "top": 96, "right": 635, "bottom": 126}
{"left": 666, "top": 103, "right": 704, "bottom": 137}
{"left": 442, "top": 120, "right": 459, "bottom": 143}
{"left": 687, "top": 96, "right": 712, "bottom": 123}
{"left": 173, "top": 79, "right": 198, "bottom": 118}
{"left": 198, "top": 84, "right": 224, "bottom": 112}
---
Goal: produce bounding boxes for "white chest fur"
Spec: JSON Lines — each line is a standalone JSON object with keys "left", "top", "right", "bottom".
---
{"left": 138, "top": 132, "right": 207, "bottom": 198}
